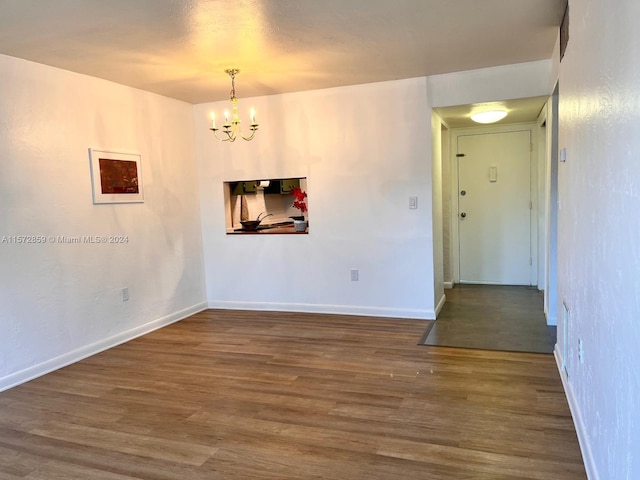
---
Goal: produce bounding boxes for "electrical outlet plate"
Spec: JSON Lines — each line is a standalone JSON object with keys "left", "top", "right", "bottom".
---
{"left": 350, "top": 269, "right": 359, "bottom": 281}
{"left": 578, "top": 338, "right": 584, "bottom": 364}
{"left": 121, "top": 287, "right": 130, "bottom": 302}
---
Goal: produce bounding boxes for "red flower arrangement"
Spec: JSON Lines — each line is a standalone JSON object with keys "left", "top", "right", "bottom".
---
{"left": 291, "top": 186, "right": 308, "bottom": 214}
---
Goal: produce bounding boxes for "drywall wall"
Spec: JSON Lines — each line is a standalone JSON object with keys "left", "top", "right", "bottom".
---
{"left": 428, "top": 60, "right": 553, "bottom": 108}
{"left": 440, "top": 124, "right": 452, "bottom": 287}
{"left": 545, "top": 86, "right": 560, "bottom": 327}
{"left": 536, "top": 105, "right": 548, "bottom": 294}
{"left": 194, "top": 78, "right": 436, "bottom": 319}
{"left": 0, "top": 54, "right": 207, "bottom": 391}
{"left": 431, "top": 111, "right": 446, "bottom": 311}
{"left": 557, "top": 0, "right": 640, "bottom": 478}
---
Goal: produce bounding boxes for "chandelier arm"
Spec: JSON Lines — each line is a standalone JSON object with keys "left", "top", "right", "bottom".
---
{"left": 240, "top": 126, "right": 258, "bottom": 141}
{"left": 210, "top": 128, "right": 234, "bottom": 142}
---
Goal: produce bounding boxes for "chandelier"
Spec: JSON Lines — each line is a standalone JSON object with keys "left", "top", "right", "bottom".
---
{"left": 210, "top": 68, "right": 258, "bottom": 142}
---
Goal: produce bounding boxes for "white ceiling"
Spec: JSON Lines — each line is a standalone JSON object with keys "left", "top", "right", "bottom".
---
{"left": 0, "top": 0, "right": 566, "bottom": 107}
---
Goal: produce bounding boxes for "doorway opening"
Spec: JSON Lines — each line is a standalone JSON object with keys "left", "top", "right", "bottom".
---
{"left": 430, "top": 96, "right": 555, "bottom": 352}
{"left": 456, "top": 128, "right": 534, "bottom": 285}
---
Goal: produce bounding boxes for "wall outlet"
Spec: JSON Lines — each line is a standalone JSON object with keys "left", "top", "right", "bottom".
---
{"left": 121, "top": 287, "right": 130, "bottom": 302}
{"left": 350, "top": 269, "right": 359, "bottom": 281}
{"left": 578, "top": 338, "right": 584, "bottom": 364}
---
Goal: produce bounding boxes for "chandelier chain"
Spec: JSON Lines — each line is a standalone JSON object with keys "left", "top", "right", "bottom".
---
{"left": 225, "top": 68, "right": 238, "bottom": 100}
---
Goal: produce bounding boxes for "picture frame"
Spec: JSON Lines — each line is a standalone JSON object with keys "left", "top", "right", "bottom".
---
{"left": 89, "top": 149, "right": 144, "bottom": 204}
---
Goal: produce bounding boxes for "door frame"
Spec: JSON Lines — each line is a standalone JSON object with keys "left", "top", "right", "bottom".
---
{"left": 450, "top": 122, "right": 540, "bottom": 286}
{"left": 544, "top": 84, "right": 560, "bottom": 327}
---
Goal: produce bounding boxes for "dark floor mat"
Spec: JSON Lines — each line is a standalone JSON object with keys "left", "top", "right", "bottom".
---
{"left": 420, "top": 284, "right": 556, "bottom": 354}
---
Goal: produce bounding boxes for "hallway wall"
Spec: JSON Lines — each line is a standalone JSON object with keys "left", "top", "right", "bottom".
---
{"left": 556, "top": 1, "right": 640, "bottom": 478}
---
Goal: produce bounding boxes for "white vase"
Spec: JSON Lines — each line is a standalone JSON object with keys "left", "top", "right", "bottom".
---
{"left": 293, "top": 219, "right": 307, "bottom": 232}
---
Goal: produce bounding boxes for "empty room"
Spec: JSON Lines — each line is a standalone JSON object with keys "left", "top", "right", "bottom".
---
{"left": 0, "top": 1, "right": 638, "bottom": 479}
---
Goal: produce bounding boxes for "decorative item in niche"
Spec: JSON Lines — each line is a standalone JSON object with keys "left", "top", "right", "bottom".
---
{"left": 290, "top": 186, "right": 308, "bottom": 231}
{"left": 290, "top": 186, "right": 307, "bottom": 219}
{"left": 89, "top": 149, "right": 143, "bottom": 204}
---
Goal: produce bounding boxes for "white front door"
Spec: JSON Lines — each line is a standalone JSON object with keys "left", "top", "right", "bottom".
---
{"left": 457, "top": 130, "right": 532, "bottom": 285}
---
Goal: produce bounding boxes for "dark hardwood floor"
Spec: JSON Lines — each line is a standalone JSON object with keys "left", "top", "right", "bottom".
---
{"left": 0, "top": 310, "right": 585, "bottom": 479}
{"left": 423, "top": 284, "right": 557, "bottom": 353}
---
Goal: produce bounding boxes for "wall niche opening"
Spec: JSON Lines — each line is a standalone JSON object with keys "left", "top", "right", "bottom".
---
{"left": 223, "top": 177, "right": 309, "bottom": 234}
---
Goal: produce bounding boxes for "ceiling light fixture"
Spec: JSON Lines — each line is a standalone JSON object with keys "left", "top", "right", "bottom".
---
{"left": 471, "top": 110, "right": 508, "bottom": 124}
{"left": 210, "top": 69, "right": 258, "bottom": 142}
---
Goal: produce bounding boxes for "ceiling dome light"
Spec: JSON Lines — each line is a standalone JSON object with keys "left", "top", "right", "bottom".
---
{"left": 471, "top": 110, "right": 508, "bottom": 124}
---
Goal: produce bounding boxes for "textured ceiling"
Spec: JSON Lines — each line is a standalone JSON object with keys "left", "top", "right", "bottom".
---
{"left": 0, "top": 0, "right": 566, "bottom": 104}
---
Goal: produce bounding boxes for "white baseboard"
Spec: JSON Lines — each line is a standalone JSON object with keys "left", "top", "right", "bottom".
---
{"left": 208, "top": 300, "right": 435, "bottom": 320}
{"left": 0, "top": 302, "right": 208, "bottom": 393}
{"left": 434, "top": 293, "right": 446, "bottom": 317}
{"left": 554, "top": 345, "right": 599, "bottom": 480}
{"left": 443, "top": 281, "right": 454, "bottom": 289}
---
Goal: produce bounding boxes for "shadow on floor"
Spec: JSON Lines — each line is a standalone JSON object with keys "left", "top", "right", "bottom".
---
{"left": 420, "top": 284, "right": 557, "bottom": 354}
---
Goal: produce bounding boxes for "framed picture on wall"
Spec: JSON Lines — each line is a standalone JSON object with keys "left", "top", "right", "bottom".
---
{"left": 89, "top": 149, "right": 144, "bottom": 204}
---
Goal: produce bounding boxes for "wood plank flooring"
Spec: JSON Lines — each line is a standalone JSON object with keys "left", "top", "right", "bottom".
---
{"left": 0, "top": 310, "right": 586, "bottom": 479}
{"left": 423, "top": 285, "right": 557, "bottom": 353}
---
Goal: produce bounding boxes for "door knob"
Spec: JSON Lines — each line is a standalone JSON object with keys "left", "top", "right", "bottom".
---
{"left": 460, "top": 190, "right": 466, "bottom": 196}
{"left": 460, "top": 212, "right": 467, "bottom": 218}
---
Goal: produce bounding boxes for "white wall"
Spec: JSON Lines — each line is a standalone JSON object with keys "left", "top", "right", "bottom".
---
{"left": 440, "top": 124, "right": 452, "bottom": 287}
{"left": 545, "top": 86, "right": 560, "bottom": 327}
{"left": 556, "top": 1, "right": 640, "bottom": 478}
{"left": 428, "top": 60, "right": 553, "bottom": 108}
{"left": 431, "top": 112, "right": 446, "bottom": 311}
{"left": 536, "top": 105, "right": 548, "bottom": 293}
{"left": 0, "top": 55, "right": 207, "bottom": 391}
{"left": 194, "top": 78, "right": 436, "bottom": 319}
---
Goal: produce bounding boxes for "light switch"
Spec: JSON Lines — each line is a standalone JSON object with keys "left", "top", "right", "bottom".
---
{"left": 560, "top": 148, "right": 567, "bottom": 162}
{"left": 409, "top": 196, "right": 418, "bottom": 209}
{"left": 489, "top": 166, "right": 497, "bottom": 182}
